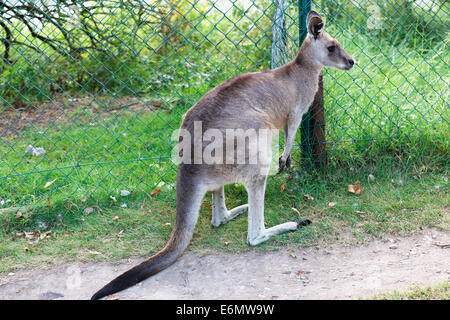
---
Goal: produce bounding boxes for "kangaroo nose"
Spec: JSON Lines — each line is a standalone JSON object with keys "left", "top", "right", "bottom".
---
{"left": 348, "top": 58, "right": 354, "bottom": 66}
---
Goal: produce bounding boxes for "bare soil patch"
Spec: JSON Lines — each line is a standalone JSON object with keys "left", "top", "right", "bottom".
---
{"left": 0, "top": 95, "right": 167, "bottom": 138}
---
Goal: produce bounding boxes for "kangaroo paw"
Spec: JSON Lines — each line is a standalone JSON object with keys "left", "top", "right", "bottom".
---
{"left": 285, "top": 154, "right": 291, "bottom": 169}
{"left": 278, "top": 157, "right": 286, "bottom": 173}
{"left": 278, "top": 155, "right": 292, "bottom": 173}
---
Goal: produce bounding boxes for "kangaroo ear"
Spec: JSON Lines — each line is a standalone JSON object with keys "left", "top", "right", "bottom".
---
{"left": 307, "top": 11, "right": 325, "bottom": 40}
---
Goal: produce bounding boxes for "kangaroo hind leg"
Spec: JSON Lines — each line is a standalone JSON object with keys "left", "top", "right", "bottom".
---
{"left": 246, "top": 177, "right": 306, "bottom": 246}
{"left": 211, "top": 186, "right": 248, "bottom": 227}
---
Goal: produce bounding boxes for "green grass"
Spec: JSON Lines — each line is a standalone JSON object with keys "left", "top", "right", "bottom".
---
{"left": 370, "top": 281, "right": 450, "bottom": 300}
{"left": 0, "top": 154, "right": 448, "bottom": 273}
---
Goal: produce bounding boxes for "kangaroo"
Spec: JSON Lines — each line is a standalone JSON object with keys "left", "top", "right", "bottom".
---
{"left": 91, "top": 11, "right": 354, "bottom": 300}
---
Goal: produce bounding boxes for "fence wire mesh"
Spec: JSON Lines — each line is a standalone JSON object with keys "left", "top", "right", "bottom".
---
{"left": 0, "top": 0, "right": 448, "bottom": 210}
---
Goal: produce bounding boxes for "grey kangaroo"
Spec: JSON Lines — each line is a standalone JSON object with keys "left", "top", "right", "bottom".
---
{"left": 91, "top": 11, "right": 354, "bottom": 300}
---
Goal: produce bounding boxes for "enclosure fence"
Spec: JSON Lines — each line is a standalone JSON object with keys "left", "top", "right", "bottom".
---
{"left": 0, "top": 0, "right": 448, "bottom": 209}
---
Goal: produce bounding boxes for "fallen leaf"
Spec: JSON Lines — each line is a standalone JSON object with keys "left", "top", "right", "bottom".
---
{"left": 328, "top": 202, "right": 336, "bottom": 207}
{"left": 88, "top": 250, "right": 102, "bottom": 255}
{"left": 150, "top": 189, "right": 161, "bottom": 197}
{"left": 15, "top": 211, "right": 23, "bottom": 218}
{"left": 156, "top": 181, "right": 165, "bottom": 188}
{"left": 224, "top": 241, "right": 230, "bottom": 246}
{"left": 112, "top": 216, "right": 119, "bottom": 221}
{"left": 348, "top": 182, "right": 361, "bottom": 194}
{"left": 25, "top": 145, "right": 46, "bottom": 157}
{"left": 83, "top": 207, "right": 94, "bottom": 215}
{"left": 44, "top": 179, "right": 57, "bottom": 189}
{"left": 120, "top": 190, "right": 131, "bottom": 197}
{"left": 280, "top": 183, "right": 286, "bottom": 193}
{"left": 24, "top": 230, "right": 39, "bottom": 240}
{"left": 39, "top": 231, "right": 52, "bottom": 240}
{"left": 304, "top": 194, "right": 314, "bottom": 201}
{"left": 291, "top": 208, "right": 300, "bottom": 214}
{"left": 109, "top": 196, "right": 117, "bottom": 202}
{"left": 295, "top": 270, "right": 311, "bottom": 275}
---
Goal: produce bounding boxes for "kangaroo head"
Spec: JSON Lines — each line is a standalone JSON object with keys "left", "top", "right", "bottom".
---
{"left": 306, "top": 11, "right": 354, "bottom": 70}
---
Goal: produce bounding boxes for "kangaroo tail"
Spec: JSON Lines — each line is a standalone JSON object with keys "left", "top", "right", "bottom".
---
{"left": 91, "top": 166, "right": 204, "bottom": 300}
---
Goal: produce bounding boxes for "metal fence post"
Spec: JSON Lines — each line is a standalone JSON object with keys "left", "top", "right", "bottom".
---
{"left": 299, "top": 0, "right": 327, "bottom": 169}
{"left": 271, "top": 0, "right": 287, "bottom": 69}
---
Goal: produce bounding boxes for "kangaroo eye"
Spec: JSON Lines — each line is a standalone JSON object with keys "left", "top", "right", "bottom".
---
{"left": 327, "top": 45, "right": 336, "bottom": 53}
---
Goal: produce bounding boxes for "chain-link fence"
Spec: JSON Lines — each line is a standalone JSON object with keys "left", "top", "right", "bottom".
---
{"left": 0, "top": 0, "right": 448, "bottom": 210}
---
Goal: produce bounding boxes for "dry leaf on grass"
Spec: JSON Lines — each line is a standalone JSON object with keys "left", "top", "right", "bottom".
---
{"left": 348, "top": 182, "right": 361, "bottom": 194}
{"left": 44, "top": 179, "right": 57, "bottom": 189}
{"left": 295, "top": 270, "right": 311, "bottom": 275}
{"left": 120, "top": 190, "right": 130, "bottom": 197}
{"left": 88, "top": 250, "right": 102, "bottom": 255}
{"left": 39, "top": 231, "right": 52, "bottom": 240}
{"left": 150, "top": 189, "right": 161, "bottom": 196}
{"left": 304, "top": 194, "right": 314, "bottom": 201}
{"left": 23, "top": 230, "right": 52, "bottom": 240}
{"left": 83, "top": 207, "right": 94, "bottom": 215}
{"left": 280, "top": 183, "right": 286, "bottom": 193}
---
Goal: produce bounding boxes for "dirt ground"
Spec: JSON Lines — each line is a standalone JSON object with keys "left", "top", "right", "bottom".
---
{"left": 0, "top": 95, "right": 165, "bottom": 138}
{"left": 0, "top": 228, "right": 448, "bottom": 300}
